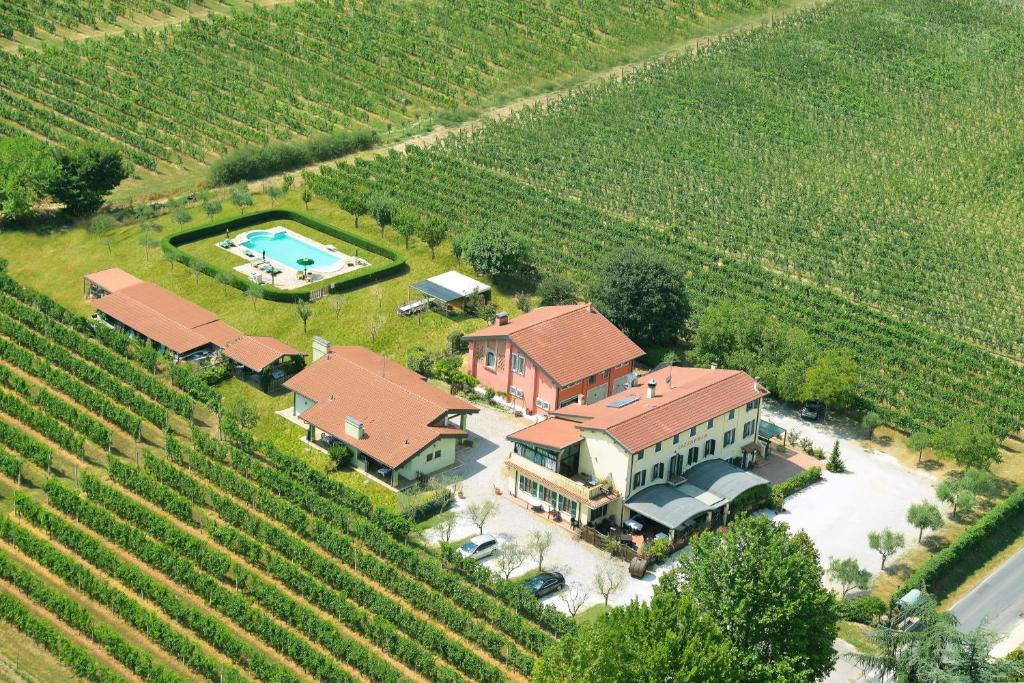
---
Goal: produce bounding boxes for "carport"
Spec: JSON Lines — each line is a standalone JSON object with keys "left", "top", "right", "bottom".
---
{"left": 408, "top": 271, "right": 491, "bottom": 313}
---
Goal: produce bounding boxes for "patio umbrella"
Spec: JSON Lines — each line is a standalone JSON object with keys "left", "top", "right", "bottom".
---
{"left": 297, "top": 257, "right": 314, "bottom": 278}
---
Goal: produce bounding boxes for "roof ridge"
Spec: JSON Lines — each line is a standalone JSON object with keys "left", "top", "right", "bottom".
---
{"left": 327, "top": 350, "right": 451, "bottom": 417}
{"left": 602, "top": 369, "right": 746, "bottom": 429}
{"left": 507, "top": 304, "right": 587, "bottom": 336}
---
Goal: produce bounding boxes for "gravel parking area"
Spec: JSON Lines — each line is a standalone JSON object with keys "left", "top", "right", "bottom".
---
{"left": 758, "top": 400, "right": 939, "bottom": 575}
{"left": 425, "top": 404, "right": 675, "bottom": 612}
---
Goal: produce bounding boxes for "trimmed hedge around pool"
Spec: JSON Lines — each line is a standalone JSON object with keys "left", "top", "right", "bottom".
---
{"left": 162, "top": 210, "right": 406, "bottom": 302}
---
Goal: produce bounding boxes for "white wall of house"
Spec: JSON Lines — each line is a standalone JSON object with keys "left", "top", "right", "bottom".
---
{"left": 293, "top": 393, "right": 316, "bottom": 416}
{"left": 397, "top": 438, "right": 456, "bottom": 479}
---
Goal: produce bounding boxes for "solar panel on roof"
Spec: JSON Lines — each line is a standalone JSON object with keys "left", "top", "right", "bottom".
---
{"left": 608, "top": 396, "right": 638, "bottom": 408}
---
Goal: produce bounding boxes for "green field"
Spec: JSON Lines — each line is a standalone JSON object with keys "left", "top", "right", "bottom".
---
{"left": 310, "top": 0, "right": 1024, "bottom": 436}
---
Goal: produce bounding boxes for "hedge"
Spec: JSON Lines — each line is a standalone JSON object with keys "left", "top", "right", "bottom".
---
{"left": 162, "top": 209, "right": 406, "bottom": 302}
{"left": 772, "top": 466, "right": 823, "bottom": 499}
{"left": 208, "top": 131, "right": 377, "bottom": 186}
{"left": 897, "top": 485, "right": 1024, "bottom": 602}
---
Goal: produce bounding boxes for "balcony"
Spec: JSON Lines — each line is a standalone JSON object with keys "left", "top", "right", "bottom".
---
{"left": 506, "top": 453, "right": 613, "bottom": 502}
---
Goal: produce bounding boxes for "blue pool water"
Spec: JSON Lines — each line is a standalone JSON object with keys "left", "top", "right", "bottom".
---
{"left": 242, "top": 230, "right": 339, "bottom": 270}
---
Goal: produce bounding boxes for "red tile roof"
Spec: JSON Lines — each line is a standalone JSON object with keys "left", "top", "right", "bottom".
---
{"left": 222, "top": 336, "right": 300, "bottom": 372}
{"left": 283, "top": 346, "right": 478, "bottom": 468}
{"left": 508, "top": 418, "right": 583, "bottom": 450}
{"left": 86, "top": 270, "right": 297, "bottom": 369}
{"left": 554, "top": 366, "right": 769, "bottom": 453}
{"left": 463, "top": 304, "right": 644, "bottom": 385}
{"left": 85, "top": 268, "right": 143, "bottom": 293}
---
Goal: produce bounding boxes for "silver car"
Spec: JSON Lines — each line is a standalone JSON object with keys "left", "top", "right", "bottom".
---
{"left": 458, "top": 534, "right": 497, "bottom": 560}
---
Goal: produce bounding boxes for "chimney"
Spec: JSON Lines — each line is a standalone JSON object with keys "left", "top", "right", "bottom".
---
{"left": 577, "top": 393, "right": 585, "bottom": 405}
{"left": 646, "top": 379, "right": 657, "bottom": 399}
{"left": 710, "top": 362, "right": 718, "bottom": 370}
{"left": 586, "top": 302, "right": 593, "bottom": 313}
{"left": 495, "top": 312, "right": 509, "bottom": 326}
{"left": 312, "top": 336, "right": 331, "bottom": 362}
{"left": 344, "top": 416, "right": 364, "bottom": 439}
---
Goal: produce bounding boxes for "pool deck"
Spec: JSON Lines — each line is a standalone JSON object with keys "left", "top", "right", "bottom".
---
{"left": 219, "top": 226, "right": 369, "bottom": 290}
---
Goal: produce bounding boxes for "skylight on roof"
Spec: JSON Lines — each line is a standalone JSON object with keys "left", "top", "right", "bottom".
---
{"left": 608, "top": 396, "right": 639, "bottom": 408}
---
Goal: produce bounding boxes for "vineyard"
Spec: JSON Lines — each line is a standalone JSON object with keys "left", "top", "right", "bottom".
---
{"left": 0, "top": 0, "right": 781, "bottom": 170}
{"left": 0, "top": 0, "right": 200, "bottom": 40}
{"left": 307, "top": 0, "right": 1024, "bottom": 436}
{"left": 0, "top": 261, "right": 569, "bottom": 681}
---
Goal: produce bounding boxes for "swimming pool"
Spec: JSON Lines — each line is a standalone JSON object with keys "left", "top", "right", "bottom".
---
{"left": 241, "top": 229, "right": 340, "bottom": 272}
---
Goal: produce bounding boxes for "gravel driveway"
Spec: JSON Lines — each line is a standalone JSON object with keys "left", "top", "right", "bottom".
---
{"left": 424, "top": 405, "right": 676, "bottom": 612}
{"left": 758, "top": 400, "right": 939, "bottom": 576}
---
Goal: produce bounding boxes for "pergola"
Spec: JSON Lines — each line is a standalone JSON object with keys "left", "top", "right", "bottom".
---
{"left": 408, "top": 271, "right": 490, "bottom": 312}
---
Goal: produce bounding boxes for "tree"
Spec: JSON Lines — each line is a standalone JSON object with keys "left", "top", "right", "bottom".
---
{"left": 229, "top": 182, "right": 253, "bottom": 214}
{"left": 418, "top": 216, "right": 447, "bottom": 259}
{"left": 436, "top": 513, "right": 457, "bottom": 543}
{"left": 266, "top": 185, "right": 283, "bottom": 207}
{"left": 203, "top": 199, "right": 222, "bottom": 220}
{"left": 559, "top": 583, "right": 589, "bottom": 617}
{"left": 660, "top": 514, "right": 838, "bottom": 682}
{"left": 827, "top": 557, "right": 870, "bottom": 598}
{"left": 295, "top": 300, "right": 313, "bottom": 334}
{"left": 49, "top": 142, "right": 131, "bottom": 216}
{"left": 136, "top": 233, "right": 158, "bottom": 261}
{"left": 392, "top": 207, "right": 420, "bottom": 248}
{"left": 223, "top": 397, "right": 260, "bottom": 429}
{"left": 936, "top": 468, "right": 996, "bottom": 518}
{"left": 514, "top": 292, "right": 532, "bottom": 313}
{"left": 861, "top": 411, "right": 881, "bottom": 439}
{"left": 89, "top": 214, "right": 117, "bottom": 235}
{"left": 464, "top": 499, "right": 497, "bottom": 535}
{"left": 282, "top": 173, "right": 295, "bottom": 195}
{"left": 367, "top": 194, "right": 395, "bottom": 238}
{"left": 801, "top": 350, "right": 859, "bottom": 409}
{"left": 172, "top": 208, "right": 192, "bottom": 229}
{"left": 301, "top": 187, "right": 313, "bottom": 210}
{"left": 536, "top": 273, "right": 576, "bottom": 306}
{"left": 326, "top": 295, "right": 344, "bottom": 320}
{"left": 906, "top": 501, "right": 943, "bottom": 542}
{"left": 826, "top": 440, "right": 846, "bottom": 473}
{"left": 867, "top": 528, "right": 904, "bottom": 569}
{"left": 0, "top": 136, "right": 58, "bottom": 220}
{"left": 852, "top": 591, "right": 1023, "bottom": 682}
{"left": 245, "top": 282, "right": 262, "bottom": 311}
{"left": 932, "top": 415, "right": 1001, "bottom": 470}
{"left": 366, "top": 313, "right": 386, "bottom": 348}
{"left": 592, "top": 247, "right": 690, "bottom": 347}
{"left": 592, "top": 562, "right": 625, "bottom": 607}
{"left": 215, "top": 272, "right": 233, "bottom": 292}
{"left": 906, "top": 431, "right": 931, "bottom": 465}
{"left": 493, "top": 541, "right": 527, "bottom": 580}
{"left": 461, "top": 225, "right": 528, "bottom": 278}
{"left": 338, "top": 185, "right": 370, "bottom": 230}
{"left": 532, "top": 591, "right": 742, "bottom": 683}
{"left": 526, "top": 530, "right": 553, "bottom": 571}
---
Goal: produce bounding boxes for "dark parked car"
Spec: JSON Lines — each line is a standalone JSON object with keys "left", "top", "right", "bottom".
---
{"left": 800, "top": 400, "right": 826, "bottom": 421}
{"left": 524, "top": 571, "right": 565, "bottom": 598}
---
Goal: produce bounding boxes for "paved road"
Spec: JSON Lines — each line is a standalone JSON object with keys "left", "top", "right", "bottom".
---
{"left": 950, "top": 546, "right": 1024, "bottom": 636}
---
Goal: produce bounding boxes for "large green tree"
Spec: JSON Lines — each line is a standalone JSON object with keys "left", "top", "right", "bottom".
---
{"left": 932, "top": 415, "right": 1001, "bottom": 470}
{"left": 660, "top": 515, "right": 838, "bottom": 683}
{"left": 592, "top": 247, "right": 689, "bottom": 347}
{"left": 49, "top": 141, "right": 131, "bottom": 215}
{"left": 0, "top": 136, "right": 58, "bottom": 221}
{"left": 532, "top": 591, "right": 742, "bottom": 682}
{"left": 462, "top": 225, "right": 528, "bottom": 278}
{"left": 536, "top": 273, "right": 577, "bottom": 306}
{"left": 800, "top": 350, "right": 860, "bottom": 409}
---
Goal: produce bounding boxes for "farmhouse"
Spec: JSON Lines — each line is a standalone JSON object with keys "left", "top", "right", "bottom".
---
{"left": 284, "top": 342, "right": 479, "bottom": 489}
{"left": 504, "top": 365, "right": 770, "bottom": 539}
{"left": 84, "top": 268, "right": 302, "bottom": 382}
{"left": 464, "top": 304, "right": 644, "bottom": 415}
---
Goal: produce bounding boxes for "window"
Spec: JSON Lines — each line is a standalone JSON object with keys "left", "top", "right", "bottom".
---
{"left": 535, "top": 397, "right": 550, "bottom": 411}
{"left": 746, "top": 399, "right": 759, "bottom": 412}
{"left": 519, "top": 475, "right": 529, "bottom": 491}
{"left": 652, "top": 463, "right": 664, "bottom": 480}
{"left": 707, "top": 418, "right": 714, "bottom": 429}
{"left": 602, "top": 369, "right": 610, "bottom": 379}
{"left": 704, "top": 439, "right": 716, "bottom": 457}
{"left": 589, "top": 374, "right": 597, "bottom": 384}
{"left": 485, "top": 351, "right": 496, "bottom": 370}
{"left": 743, "top": 420, "right": 756, "bottom": 438}
{"left": 637, "top": 450, "right": 644, "bottom": 461}
{"left": 673, "top": 434, "right": 680, "bottom": 445}
{"left": 510, "top": 353, "right": 526, "bottom": 375}
{"left": 669, "top": 454, "right": 678, "bottom": 476}
{"left": 514, "top": 442, "right": 558, "bottom": 471}
{"left": 632, "top": 470, "right": 647, "bottom": 489}
{"left": 687, "top": 446, "right": 699, "bottom": 466}
{"left": 426, "top": 452, "right": 433, "bottom": 461}
{"left": 689, "top": 426, "right": 697, "bottom": 437}
{"left": 559, "top": 394, "right": 581, "bottom": 408}
{"left": 655, "top": 441, "right": 662, "bottom": 453}
{"left": 592, "top": 504, "right": 608, "bottom": 519}
{"left": 509, "top": 386, "right": 524, "bottom": 399}
{"left": 728, "top": 409, "right": 735, "bottom": 420}
{"left": 724, "top": 429, "right": 736, "bottom": 446}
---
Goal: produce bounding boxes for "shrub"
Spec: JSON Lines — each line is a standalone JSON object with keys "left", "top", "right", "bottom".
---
{"left": 328, "top": 445, "right": 353, "bottom": 469}
{"left": 837, "top": 596, "right": 886, "bottom": 624}
{"left": 208, "top": 130, "right": 377, "bottom": 185}
{"left": 447, "top": 330, "right": 468, "bottom": 355}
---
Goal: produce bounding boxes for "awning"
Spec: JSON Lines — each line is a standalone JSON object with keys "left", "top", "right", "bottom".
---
{"left": 625, "top": 484, "right": 711, "bottom": 529}
{"left": 685, "top": 459, "right": 769, "bottom": 500}
{"left": 758, "top": 419, "right": 787, "bottom": 441}
{"left": 410, "top": 271, "right": 490, "bottom": 303}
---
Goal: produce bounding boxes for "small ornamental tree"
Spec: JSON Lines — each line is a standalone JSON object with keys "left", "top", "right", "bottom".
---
{"left": 526, "top": 529, "right": 553, "bottom": 571}
{"left": 827, "top": 557, "right": 870, "bottom": 598}
{"left": 295, "top": 300, "right": 313, "bottom": 333}
{"left": 906, "top": 431, "right": 932, "bottom": 465}
{"left": 301, "top": 187, "right": 313, "bottom": 210}
{"left": 465, "top": 499, "right": 497, "bottom": 535}
{"left": 936, "top": 468, "right": 996, "bottom": 517}
{"left": 868, "top": 528, "right": 905, "bottom": 569}
{"left": 417, "top": 216, "right": 447, "bottom": 259}
{"left": 89, "top": 214, "right": 117, "bottom": 235}
{"left": 393, "top": 207, "right": 420, "bottom": 248}
{"left": 338, "top": 185, "right": 370, "bottom": 229}
{"left": 593, "top": 561, "right": 626, "bottom": 606}
{"left": 229, "top": 181, "right": 253, "bottom": 214}
{"left": 826, "top": 440, "right": 846, "bottom": 473}
{"left": 367, "top": 193, "right": 395, "bottom": 238}
{"left": 861, "top": 411, "right": 882, "bottom": 440}
{"left": 493, "top": 541, "right": 527, "bottom": 579}
{"left": 906, "top": 501, "right": 943, "bottom": 542}
{"left": 203, "top": 199, "right": 223, "bottom": 220}
{"left": 932, "top": 416, "right": 1001, "bottom": 470}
